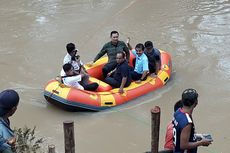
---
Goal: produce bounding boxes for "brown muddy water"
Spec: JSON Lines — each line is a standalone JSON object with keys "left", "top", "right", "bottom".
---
{"left": 0, "top": 0, "right": 230, "bottom": 152}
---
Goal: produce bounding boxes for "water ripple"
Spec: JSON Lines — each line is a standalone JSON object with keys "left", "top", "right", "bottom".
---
{"left": 217, "top": 55, "right": 230, "bottom": 79}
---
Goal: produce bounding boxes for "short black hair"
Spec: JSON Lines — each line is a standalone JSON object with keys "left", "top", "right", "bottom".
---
{"left": 135, "top": 43, "right": 145, "bottom": 51}
{"left": 144, "top": 41, "right": 153, "bottom": 49}
{"left": 63, "top": 63, "right": 72, "bottom": 73}
{"left": 174, "top": 100, "right": 183, "bottom": 112}
{"left": 117, "top": 51, "right": 126, "bottom": 58}
{"left": 181, "top": 88, "right": 198, "bottom": 107}
{"left": 110, "top": 31, "right": 119, "bottom": 37}
{"left": 66, "top": 43, "right": 75, "bottom": 54}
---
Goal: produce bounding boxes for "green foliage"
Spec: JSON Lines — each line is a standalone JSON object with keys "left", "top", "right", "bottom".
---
{"left": 14, "top": 126, "right": 45, "bottom": 153}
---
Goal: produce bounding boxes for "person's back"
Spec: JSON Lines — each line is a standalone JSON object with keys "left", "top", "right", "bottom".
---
{"left": 0, "top": 118, "right": 15, "bottom": 153}
{"left": 173, "top": 108, "right": 197, "bottom": 153}
{"left": 0, "top": 89, "right": 19, "bottom": 153}
{"left": 164, "top": 100, "right": 183, "bottom": 151}
{"left": 164, "top": 122, "right": 174, "bottom": 150}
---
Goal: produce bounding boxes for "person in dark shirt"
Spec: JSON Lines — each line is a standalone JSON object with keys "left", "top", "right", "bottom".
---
{"left": 144, "top": 41, "right": 161, "bottom": 74}
{"left": 93, "top": 31, "right": 130, "bottom": 78}
{"left": 104, "top": 51, "right": 131, "bottom": 94}
{"left": 173, "top": 89, "right": 212, "bottom": 153}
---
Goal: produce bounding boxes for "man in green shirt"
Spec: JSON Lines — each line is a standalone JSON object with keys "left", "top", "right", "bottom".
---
{"left": 93, "top": 31, "right": 130, "bottom": 78}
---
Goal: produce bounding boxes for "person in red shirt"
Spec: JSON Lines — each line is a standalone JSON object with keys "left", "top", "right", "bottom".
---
{"left": 164, "top": 100, "right": 183, "bottom": 150}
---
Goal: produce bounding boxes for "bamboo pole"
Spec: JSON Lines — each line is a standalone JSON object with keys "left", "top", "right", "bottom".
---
{"left": 48, "top": 144, "right": 55, "bottom": 153}
{"left": 151, "top": 106, "right": 161, "bottom": 153}
{"left": 63, "top": 121, "right": 75, "bottom": 153}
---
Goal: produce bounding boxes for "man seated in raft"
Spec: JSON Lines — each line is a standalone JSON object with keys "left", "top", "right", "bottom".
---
{"left": 104, "top": 51, "right": 131, "bottom": 94}
{"left": 130, "top": 43, "right": 149, "bottom": 83}
{"left": 93, "top": 31, "right": 130, "bottom": 78}
{"left": 144, "top": 41, "right": 161, "bottom": 74}
{"left": 62, "top": 63, "right": 98, "bottom": 91}
{"left": 127, "top": 38, "right": 160, "bottom": 75}
{"left": 60, "top": 43, "right": 89, "bottom": 85}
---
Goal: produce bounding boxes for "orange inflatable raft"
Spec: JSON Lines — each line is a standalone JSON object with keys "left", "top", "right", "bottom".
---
{"left": 44, "top": 50, "right": 172, "bottom": 111}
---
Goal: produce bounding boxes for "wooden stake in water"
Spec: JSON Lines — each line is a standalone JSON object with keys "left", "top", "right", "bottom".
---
{"left": 151, "top": 106, "right": 161, "bottom": 153}
{"left": 63, "top": 121, "right": 75, "bottom": 153}
{"left": 48, "top": 144, "right": 55, "bottom": 153}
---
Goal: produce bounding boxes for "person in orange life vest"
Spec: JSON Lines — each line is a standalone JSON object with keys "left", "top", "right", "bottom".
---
{"left": 164, "top": 100, "right": 183, "bottom": 150}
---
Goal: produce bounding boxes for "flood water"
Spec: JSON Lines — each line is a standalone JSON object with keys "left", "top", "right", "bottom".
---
{"left": 1, "top": 0, "right": 230, "bottom": 152}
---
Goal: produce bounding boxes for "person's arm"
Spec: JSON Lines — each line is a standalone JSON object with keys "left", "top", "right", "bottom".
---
{"left": 155, "top": 54, "right": 161, "bottom": 74}
{"left": 62, "top": 74, "right": 82, "bottom": 85}
{"left": 126, "top": 37, "right": 133, "bottom": 50}
{"left": 78, "top": 60, "right": 88, "bottom": 74}
{"left": 107, "top": 68, "right": 117, "bottom": 77}
{"left": 123, "top": 42, "right": 130, "bottom": 61}
{"left": 63, "top": 54, "right": 71, "bottom": 64}
{"left": 155, "top": 62, "right": 160, "bottom": 74}
{"left": 180, "top": 124, "right": 211, "bottom": 150}
{"left": 7, "top": 137, "right": 16, "bottom": 146}
{"left": 81, "top": 66, "right": 88, "bottom": 73}
{"left": 119, "top": 77, "right": 127, "bottom": 94}
{"left": 140, "top": 71, "right": 148, "bottom": 80}
{"left": 93, "top": 44, "right": 107, "bottom": 62}
{"left": 80, "top": 65, "right": 88, "bottom": 76}
{"left": 140, "top": 57, "right": 149, "bottom": 80}
{"left": 0, "top": 124, "right": 16, "bottom": 147}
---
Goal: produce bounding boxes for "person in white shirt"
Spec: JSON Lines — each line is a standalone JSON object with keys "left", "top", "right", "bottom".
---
{"left": 62, "top": 63, "right": 98, "bottom": 91}
{"left": 61, "top": 43, "right": 88, "bottom": 85}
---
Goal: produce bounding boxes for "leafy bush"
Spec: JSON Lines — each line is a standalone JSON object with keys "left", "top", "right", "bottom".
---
{"left": 14, "top": 126, "right": 45, "bottom": 153}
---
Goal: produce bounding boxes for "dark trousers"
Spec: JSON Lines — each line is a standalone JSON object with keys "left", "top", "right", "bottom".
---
{"left": 80, "top": 74, "right": 89, "bottom": 86}
{"left": 82, "top": 83, "right": 98, "bottom": 91}
{"left": 105, "top": 77, "right": 131, "bottom": 88}
{"left": 130, "top": 71, "right": 142, "bottom": 81}
{"left": 104, "top": 77, "right": 120, "bottom": 88}
{"left": 102, "top": 61, "right": 117, "bottom": 78}
{"left": 149, "top": 63, "right": 156, "bottom": 74}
